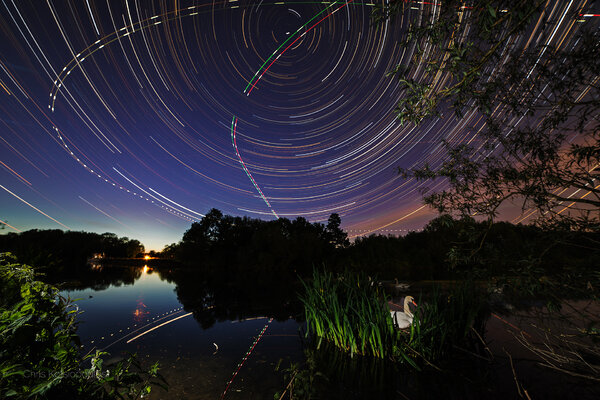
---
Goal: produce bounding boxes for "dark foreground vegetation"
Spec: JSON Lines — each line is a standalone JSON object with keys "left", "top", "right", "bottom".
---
{"left": 0, "top": 253, "right": 167, "bottom": 399}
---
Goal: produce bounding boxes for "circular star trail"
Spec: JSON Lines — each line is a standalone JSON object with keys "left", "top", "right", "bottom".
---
{"left": 0, "top": 1, "right": 598, "bottom": 249}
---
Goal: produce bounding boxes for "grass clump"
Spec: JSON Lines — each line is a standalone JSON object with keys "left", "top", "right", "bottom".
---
{"left": 300, "top": 269, "right": 416, "bottom": 366}
{"left": 409, "top": 282, "right": 488, "bottom": 362}
{"left": 300, "top": 269, "right": 392, "bottom": 358}
{"left": 300, "top": 269, "right": 488, "bottom": 368}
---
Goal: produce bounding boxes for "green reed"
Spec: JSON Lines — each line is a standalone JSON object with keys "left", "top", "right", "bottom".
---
{"left": 408, "top": 281, "right": 488, "bottom": 362}
{"left": 301, "top": 269, "right": 487, "bottom": 368}
{"left": 300, "top": 269, "right": 417, "bottom": 367}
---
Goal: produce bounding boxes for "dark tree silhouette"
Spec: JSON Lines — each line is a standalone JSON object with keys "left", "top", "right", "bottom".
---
{"left": 174, "top": 210, "right": 343, "bottom": 276}
{"left": 0, "top": 229, "right": 144, "bottom": 270}
{"left": 326, "top": 213, "right": 350, "bottom": 248}
{"left": 376, "top": 1, "right": 599, "bottom": 233}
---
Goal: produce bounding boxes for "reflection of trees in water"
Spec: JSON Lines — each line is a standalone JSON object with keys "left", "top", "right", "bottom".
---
{"left": 158, "top": 267, "right": 303, "bottom": 330}
{"left": 51, "top": 266, "right": 142, "bottom": 291}
{"left": 50, "top": 264, "right": 302, "bottom": 327}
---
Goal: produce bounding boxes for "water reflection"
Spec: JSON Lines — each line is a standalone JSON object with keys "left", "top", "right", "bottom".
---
{"left": 132, "top": 299, "right": 149, "bottom": 322}
{"left": 55, "top": 263, "right": 304, "bottom": 325}
{"left": 52, "top": 265, "right": 143, "bottom": 291}
{"left": 296, "top": 340, "right": 496, "bottom": 399}
{"left": 159, "top": 267, "right": 304, "bottom": 329}
{"left": 58, "top": 265, "right": 305, "bottom": 399}
{"left": 56, "top": 266, "right": 599, "bottom": 399}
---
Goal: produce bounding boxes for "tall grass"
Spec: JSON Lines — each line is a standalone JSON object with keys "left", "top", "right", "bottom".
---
{"left": 300, "top": 269, "right": 417, "bottom": 367}
{"left": 408, "top": 282, "right": 488, "bottom": 362}
{"left": 301, "top": 269, "right": 488, "bottom": 368}
{"left": 301, "top": 270, "right": 389, "bottom": 357}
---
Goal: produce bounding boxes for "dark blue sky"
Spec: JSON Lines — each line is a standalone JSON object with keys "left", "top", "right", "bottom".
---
{"left": 0, "top": 1, "right": 597, "bottom": 249}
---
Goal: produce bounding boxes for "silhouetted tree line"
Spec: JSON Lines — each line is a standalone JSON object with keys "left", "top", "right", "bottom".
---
{"left": 165, "top": 210, "right": 599, "bottom": 282}
{"left": 161, "top": 209, "right": 348, "bottom": 283}
{"left": 2, "top": 211, "right": 596, "bottom": 286}
{"left": 342, "top": 215, "right": 599, "bottom": 281}
{"left": 0, "top": 229, "right": 144, "bottom": 276}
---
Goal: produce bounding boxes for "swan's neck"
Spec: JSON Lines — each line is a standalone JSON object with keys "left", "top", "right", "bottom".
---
{"left": 403, "top": 298, "right": 413, "bottom": 318}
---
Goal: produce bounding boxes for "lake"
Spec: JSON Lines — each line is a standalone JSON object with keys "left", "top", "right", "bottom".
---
{"left": 61, "top": 265, "right": 304, "bottom": 399}
{"left": 60, "top": 266, "right": 600, "bottom": 399}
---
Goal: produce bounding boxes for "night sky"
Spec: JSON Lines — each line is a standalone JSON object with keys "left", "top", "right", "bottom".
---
{"left": 0, "top": 1, "right": 597, "bottom": 250}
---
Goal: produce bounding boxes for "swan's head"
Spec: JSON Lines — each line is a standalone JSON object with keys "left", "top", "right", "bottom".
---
{"left": 405, "top": 296, "right": 417, "bottom": 306}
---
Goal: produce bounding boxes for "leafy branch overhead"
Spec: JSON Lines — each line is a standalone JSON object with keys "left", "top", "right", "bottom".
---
{"left": 378, "top": 0, "right": 599, "bottom": 231}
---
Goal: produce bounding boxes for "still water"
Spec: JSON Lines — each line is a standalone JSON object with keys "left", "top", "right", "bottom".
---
{"left": 60, "top": 267, "right": 600, "bottom": 399}
{"left": 61, "top": 266, "right": 303, "bottom": 399}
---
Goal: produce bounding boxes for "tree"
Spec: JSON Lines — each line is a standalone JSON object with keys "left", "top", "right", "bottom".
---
{"left": 125, "top": 238, "right": 144, "bottom": 258}
{"left": 377, "top": 1, "right": 599, "bottom": 233}
{"left": 197, "top": 208, "right": 224, "bottom": 242}
{"left": 326, "top": 213, "right": 350, "bottom": 248}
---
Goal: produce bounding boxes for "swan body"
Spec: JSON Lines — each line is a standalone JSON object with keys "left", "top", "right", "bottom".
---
{"left": 390, "top": 296, "right": 416, "bottom": 329}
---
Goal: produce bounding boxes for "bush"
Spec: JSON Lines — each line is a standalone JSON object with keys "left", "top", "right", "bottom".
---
{"left": 0, "top": 253, "right": 166, "bottom": 399}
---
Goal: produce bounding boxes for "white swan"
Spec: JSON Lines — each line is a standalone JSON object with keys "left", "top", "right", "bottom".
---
{"left": 390, "top": 296, "right": 416, "bottom": 329}
{"left": 393, "top": 278, "right": 411, "bottom": 291}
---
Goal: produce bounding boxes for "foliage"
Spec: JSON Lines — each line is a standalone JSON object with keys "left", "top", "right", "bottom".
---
{"left": 495, "top": 264, "right": 600, "bottom": 312}
{"left": 0, "top": 230, "right": 144, "bottom": 270}
{"left": 325, "top": 213, "right": 349, "bottom": 248}
{"left": 375, "top": 0, "right": 546, "bottom": 123}
{"left": 300, "top": 269, "right": 411, "bottom": 362}
{"left": 171, "top": 209, "right": 347, "bottom": 278}
{"left": 0, "top": 253, "right": 166, "bottom": 399}
{"left": 166, "top": 210, "right": 599, "bottom": 284}
{"left": 377, "top": 1, "right": 599, "bottom": 232}
{"left": 274, "top": 351, "right": 326, "bottom": 400}
{"left": 408, "top": 283, "right": 488, "bottom": 362}
{"left": 300, "top": 269, "right": 489, "bottom": 370}
{"left": 338, "top": 215, "right": 599, "bottom": 282}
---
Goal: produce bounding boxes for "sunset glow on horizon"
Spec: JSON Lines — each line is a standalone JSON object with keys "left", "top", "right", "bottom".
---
{"left": 0, "top": 1, "right": 597, "bottom": 250}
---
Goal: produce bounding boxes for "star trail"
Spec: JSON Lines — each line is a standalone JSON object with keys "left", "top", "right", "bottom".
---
{"left": 0, "top": 1, "right": 598, "bottom": 249}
